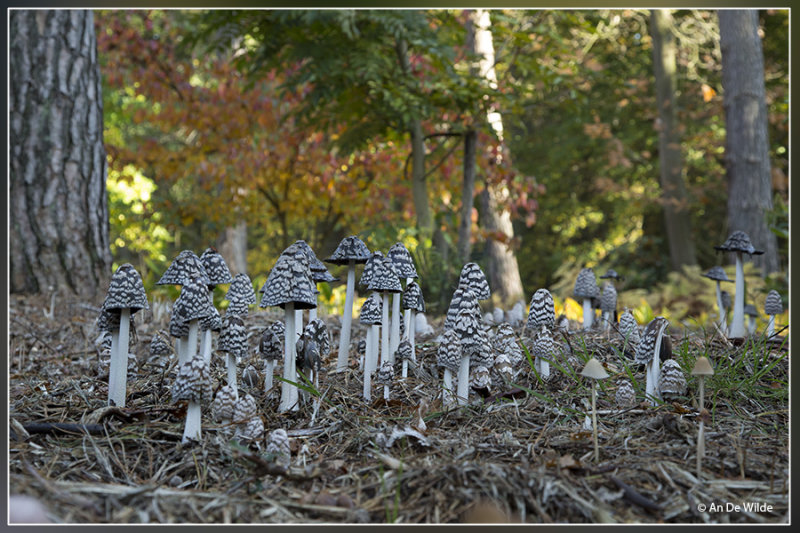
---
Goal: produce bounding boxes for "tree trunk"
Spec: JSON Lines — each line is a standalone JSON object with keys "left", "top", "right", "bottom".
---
{"left": 458, "top": 14, "right": 478, "bottom": 264}
{"left": 10, "top": 10, "right": 111, "bottom": 301}
{"left": 217, "top": 220, "right": 248, "bottom": 276}
{"left": 471, "top": 9, "right": 525, "bottom": 305}
{"left": 650, "top": 9, "right": 697, "bottom": 271}
{"left": 718, "top": 10, "right": 780, "bottom": 275}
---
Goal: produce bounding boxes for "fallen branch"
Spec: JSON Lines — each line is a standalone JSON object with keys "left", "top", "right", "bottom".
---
{"left": 608, "top": 474, "right": 661, "bottom": 512}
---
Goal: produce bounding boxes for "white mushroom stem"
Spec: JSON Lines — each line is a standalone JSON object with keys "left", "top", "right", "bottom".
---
{"left": 381, "top": 294, "right": 391, "bottom": 365}
{"left": 456, "top": 353, "right": 471, "bottom": 406}
{"left": 401, "top": 356, "right": 409, "bottom": 379}
{"left": 390, "top": 293, "right": 401, "bottom": 357}
{"left": 714, "top": 281, "right": 725, "bottom": 332}
{"left": 279, "top": 303, "right": 298, "bottom": 413}
{"left": 336, "top": 260, "right": 356, "bottom": 372}
{"left": 202, "top": 330, "right": 213, "bottom": 365}
{"left": 537, "top": 352, "right": 550, "bottom": 381}
{"left": 182, "top": 401, "right": 202, "bottom": 444}
{"left": 226, "top": 353, "right": 238, "bottom": 398}
{"left": 729, "top": 252, "right": 746, "bottom": 338}
{"left": 582, "top": 299, "right": 593, "bottom": 331}
{"left": 384, "top": 382, "right": 390, "bottom": 401}
{"left": 601, "top": 311, "right": 611, "bottom": 333}
{"left": 408, "top": 312, "right": 416, "bottom": 362}
{"left": 264, "top": 359, "right": 275, "bottom": 394}
{"left": 645, "top": 322, "right": 668, "bottom": 406}
{"left": 185, "top": 320, "right": 200, "bottom": 367}
{"left": 175, "top": 337, "right": 184, "bottom": 366}
{"left": 591, "top": 381, "right": 600, "bottom": 462}
{"left": 295, "top": 309, "right": 304, "bottom": 341}
{"left": 767, "top": 315, "right": 776, "bottom": 337}
{"left": 362, "top": 327, "right": 375, "bottom": 401}
{"left": 696, "top": 376, "right": 706, "bottom": 480}
{"left": 442, "top": 369, "right": 455, "bottom": 407}
{"left": 108, "top": 308, "right": 131, "bottom": 407}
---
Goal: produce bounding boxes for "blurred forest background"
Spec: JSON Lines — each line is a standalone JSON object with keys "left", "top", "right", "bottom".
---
{"left": 12, "top": 9, "right": 789, "bottom": 325}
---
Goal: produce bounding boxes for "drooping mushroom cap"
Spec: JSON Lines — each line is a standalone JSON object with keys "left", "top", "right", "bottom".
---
{"left": 375, "top": 360, "right": 394, "bottom": 386}
{"left": 600, "top": 282, "right": 618, "bottom": 313}
{"left": 580, "top": 357, "right": 609, "bottom": 380}
{"left": 200, "top": 247, "right": 234, "bottom": 287}
{"left": 618, "top": 310, "right": 640, "bottom": 345}
{"left": 103, "top": 263, "right": 149, "bottom": 313}
{"left": 325, "top": 235, "right": 372, "bottom": 265}
{"left": 232, "top": 393, "right": 258, "bottom": 423}
{"left": 743, "top": 304, "right": 759, "bottom": 318}
{"left": 359, "top": 293, "right": 382, "bottom": 326}
{"left": 259, "top": 245, "right": 317, "bottom": 310}
{"left": 764, "top": 290, "right": 783, "bottom": 315}
{"left": 402, "top": 281, "right": 425, "bottom": 312}
{"left": 574, "top": 268, "right": 600, "bottom": 300}
{"left": 527, "top": 288, "right": 555, "bottom": 331}
{"left": 714, "top": 230, "right": 764, "bottom": 256}
{"left": 533, "top": 326, "right": 559, "bottom": 363}
{"left": 172, "top": 353, "right": 213, "bottom": 404}
{"left": 259, "top": 323, "right": 284, "bottom": 362}
{"left": 458, "top": 262, "right": 491, "bottom": 300}
{"left": 658, "top": 359, "right": 687, "bottom": 399}
{"left": 691, "top": 356, "right": 714, "bottom": 376}
{"left": 436, "top": 329, "right": 462, "bottom": 373}
{"left": 157, "top": 250, "right": 210, "bottom": 286}
{"left": 301, "top": 317, "right": 330, "bottom": 358}
{"left": 149, "top": 330, "right": 172, "bottom": 357}
{"left": 633, "top": 316, "right": 669, "bottom": 365}
{"left": 296, "top": 338, "right": 321, "bottom": 372}
{"left": 218, "top": 315, "right": 247, "bottom": 358}
{"left": 615, "top": 379, "right": 636, "bottom": 407}
{"left": 173, "top": 276, "right": 216, "bottom": 323}
{"left": 701, "top": 266, "right": 732, "bottom": 283}
{"left": 211, "top": 385, "right": 237, "bottom": 421}
{"left": 293, "top": 240, "right": 328, "bottom": 273}
{"left": 225, "top": 273, "right": 257, "bottom": 316}
{"left": 199, "top": 306, "right": 222, "bottom": 333}
{"left": 366, "top": 255, "right": 403, "bottom": 294}
{"left": 359, "top": 251, "right": 384, "bottom": 288}
{"left": 599, "top": 269, "right": 625, "bottom": 282}
{"left": 387, "top": 242, "right": 418, "bottom": 280}
{"left": 395, "top": 339, "right": 413, "bottom": 361}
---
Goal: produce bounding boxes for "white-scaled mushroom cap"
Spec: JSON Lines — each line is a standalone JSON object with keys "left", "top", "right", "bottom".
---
{"left": 458, "top": 262, "right": 491, "bottom": 300}
{"left": 172, "top": 353, "right": 213, "bottom": 404}
{"left": 359, "top": 294, "right": 383, "bottom": 326}
{"left": 199, "top": 307, "right": 222, "bottom": 332}
{"left": 225, "top": 273, "right": 257, "bottom": 316}
{"left": 173, "top": 276, "right": 216, "bottom": 323}
{"left": 293, "top": 240, "right": 328, "bottom": 273}
{"left": 366, "top": 255, "right": 403, "bottom": 293}
{"left": 102, "top": 263, "right": 149, "bottom": 313}
{"left": 218, "top": 315, "right": 247, "bottom": 358}
{"left": 302, "top": 317, "right": 330, "bottom": 358}
{"left": 149, "top": 331, "right": 172, "bottom": 357}
{"left": 615, "top": 379, "right": 636, "bottom": 407}
{"left": 157, "top": 250, "right": 210, "bottom": 286}
{"left": 600, "top": 282, "right": 617, "bottom": 312}
{"left": 233, "top": 393, "right": 258, "bottom": 423}
{"left": 395, "top": 339, "right": 413, "bottom": 361}
{"left": 402, "top": 281, "right": 425, "bottom": 312}
{"left": 527, "top": 288, "right": 555, "bottom": 331}
{"left": 493, "top": 351, "right": 513, "bottom": 381}
{"left": 470, "top": 365, "right": 491, "bottom": 390}
{"left": 574, "top": 267, "right": 600, "bottom": 300}
{"left": 358, "top": 251, "right": 384, "bottom": 288}
{"left": 387, "top": 242, "right": 418, "bottom": 279}
{"left": 375, "top": 360, "right": 394, "bottom": 385}
{"left": 259, "top": 245, "right": 317, "bottom": 310}
{"left": 714, "top": 230, "right": 764, "bottom": 256}
{"left": 533, "top": 327, "right": 559, "bottom": 363}
{"left": 211, "top": 385, "right": 237, "bottom": 421}
{"left": 634, "top": 316, "right": 669, "bottom": 365}
{"left": 266, "top": 429, "right": 291, "bottom": 467}
{"left": 325, "top": 235, "right": 372, "bottom": 265}
{"left": 168, "top": 311, "right": 189, "bottom": 339}
{"left": 658, "top": 359, "right": 687, "bottom": 399}
{"left": 581, "top": 357, "right": 609, "bottom": 380}
{"left": 764, "top": 290, "right": 783, "bottom": 315}
{"left": 235, "top": 416, "right": 264, "bottom": 442}
{"left": 200, "top": 247, "right": 234, "bottom": 286}
{"left": 437, "top": 329, "right": 462, "bottom": 373}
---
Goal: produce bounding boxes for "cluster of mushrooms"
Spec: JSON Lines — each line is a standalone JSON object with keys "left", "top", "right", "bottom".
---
{"left": 95, "top": 231, "right": 784, "bottom": 476}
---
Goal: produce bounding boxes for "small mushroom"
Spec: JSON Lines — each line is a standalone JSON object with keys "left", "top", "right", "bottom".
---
{"left": 491, "top": 351, "right": 513, "bottom": 387}
{"left": 493, "top": 322, "right": 524, "bottom": 370}
{"left": 266, "top": 428, "right": 291, "bottom": 468}
{"left": 224, "top": 273, "right": 257, "bottom": 317}
{"left": 436, "top": 329, "right": 462, "bottom": 407}
{"left": 172, "top": 353, "right": 213, "bottom": 444}
{"left": 764, "top": 290, "right": 783, "bottom": 337}
{"left": 375, "top": 360, "right": 394, "bottom": 401}
{"left": 387, "top": 242, "right": 419, "bottom": 357}
{"left": 599, "top": 282, "right": 618, "bottom": 333}
{"left": 259, "top": 321, "right": 285, "bottom": 396}
{"left": 326, "top": 235, "right": 372, "bottom": 372}
{"left": 366, "top": 254, "right": 403, "bottom": 368}
{"left": 574, "top": 268, "right": 600, "bottom": 331}
{"left": 580, "top": 357, "right": 609, "bottom": 462}
{"left": 395, "top": 338, "right": 414, "bottom": 379}
{"left": 615, "top": 378, "right": 636, "bottom": 408}
{"left": 532, "top": 326, "right": 559, "bottom": 382}
{"left": 217, "top": 315, "right": 247, "bottom": 398}
{"left": 458, "top": 262, "right": 491, "bottom": 301}
{"left": 235, "top": 416, "right": 265, "bottom": 445}
{"left": 691, "top": 356, "right": 714, "bottom": 481}
{"left": 618, "top": 309, "right": 640, "bottom": 355}
{"left": 701, "top": 266, "right": 732, "bottom": 334}
{"left": 359, "top": 294, "right": 382, "bottom": 401}
{"left": 743, "top": 304, "right": 759, "bottom": 336}
{"left": 634, "top": 316, "right": 669, "bottom": 406}
{"left": 526, "top": 288, "right": 555, "bottom": 335}
{"left": 714, "top": 231, "right": 764, "bottom": 338}
{"left": 470, "top": 365, "right": 491, "bottom": 397}
{"left": 211, "top": 384, "right": 237, "bottom": 425}
{"left": 172, "top": 275, "right": 216, "bottom": 370}
{"left": 401, "top": 281, "right": 425, "bottom": 368}
{"left": 453, "top": 290, "right": 482, "bottom": 405}
{"left": 658, "top": 359, "right": 687, "bottom": 400}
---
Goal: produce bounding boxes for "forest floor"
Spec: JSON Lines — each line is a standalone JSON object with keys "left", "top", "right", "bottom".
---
{"left": 7, "top": 293, "right": 790, "bottom": 524}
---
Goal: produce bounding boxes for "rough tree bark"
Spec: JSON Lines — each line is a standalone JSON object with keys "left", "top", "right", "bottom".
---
{"left": 650, "top": 9, "right": 697, "bottom": 271}
{"left": 718, "top": 10, "right": 780, "bottom": 275}
{"left": 10, "top": 10, "right": 112, "bottom": 301}
{"left": 471, "top": 9, "right": 525, "bottom": 305}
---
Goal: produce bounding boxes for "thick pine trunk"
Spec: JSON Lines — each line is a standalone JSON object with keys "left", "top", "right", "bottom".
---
{"left": 10, "top": 10, "right": 111, "bottom": 301}
{"left": 650, "top": 9, "right": 697, "bottom": 271}
{"left": 718, "top": 10, "right": 780, "bottom": 275}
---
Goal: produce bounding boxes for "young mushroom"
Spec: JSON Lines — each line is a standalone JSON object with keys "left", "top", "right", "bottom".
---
{"left": 224, "top": 273, "right": 257, "bottom": 318}
{"left": 325, "top": 235, "right": 372, "bottom": 372}
{"left": 658, "top": 359, "right": 687, "bottom": 400}
{"left": 764, "top": 290, "right": 783, "bottom": 337}
{"left": 615, "top": 378, "right": 636, "bottom": 408}
{"left": 396, "top": 338, "right": 414, "bottom": 379}
{"left": 458, "top": 262, "right": 491, "bottom": 301}
{"left": 599, "top": 282, "right": 618, "bottom": 334}
{"left": 574, "top": 267, "right": 600, "bottom": 331}
{"left": 172, "top": 352, "right": 213, "bottom": 444}
{"left": 691, "top": 356, "right": 714, "bottom": 481}
{"left": 199, "top": 247, "right": 234, "bottom": 361}
{"left": 580, "top": 357, "right": 609, "bottom": 462}
{"left": 375, "top": 360, "right": 394, "bottom": 402}
{"left": 101, "top": 263, "right": 149, "bottom": 407}
{"left": 387, "top": 242, "right": 419, "bottom": 356}
{"left": 743, "top": 304, "right": 759, "bottom": 336}
{"left": 359, "top": 294, "right": 382, "bottom": 401}
{"left": 714, "top": 231, "right": 764, "bottom": 338}
{"left": 217, "top": 315, "right": 247, "bottom": 398}
{"left": 532, "top": 326, "right": 558, "bottom": 382}
{"left": 401, "top": 281, "right": 425, "bottom": 368}
{"left": 366, "top": 254, "right": 403, "bottom": 367}
{"left": 701, "top": 266, "right": 732, "bottom": 334}
{"left": 436, "top": 329, "right": 462, "bottom": 408}
{"left": 259, "top": 321, "right": 285, "bottom": 396}
{"left": 172, "top": 275, "right": 216, "bottom": 373}
{"left": 634, "top": 316, "right": 670, "bottom": 406}
{"left": 526, "top": 288, "right": 555, "bottom": 336}
{"left": 211, "top": 384, "right": 237, "bottom": 433}
{"left": 266, "top": 428, "right": 292, "bottom": 468}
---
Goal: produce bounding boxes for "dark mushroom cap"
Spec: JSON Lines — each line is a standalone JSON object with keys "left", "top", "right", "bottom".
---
{"left": 173, "top": 276, "right": 216, "bottom": 323}
{"left": 401, "top": 281, "right": 425, "bottom": 312}
{"left": 259, "top": 245, "right": 317, "bottom": 310}
{"left": 743, "top": 304, "right": 759, "bottom": 318}
{"left": 574, "top": 268, "right": 600, "bottom": 300}
{"left": 359, "top": 251, "right": 384, "bottom": 288}
{"left": 458, "top": 263, "right": 491, "bottom": 300}
{"left": 634, "top": 316, "right": 669, "bottom": 365}
{"left": 168, "top": 310, "right": 189, "bottom": 338}
{"left": 454, "top": 293, "right": 483, "bottom": 354}
{"left": 259, "top": 323, "right": 284, "bottom": 362}
{"left": 172, "top": 353, "right": 212, "bottom": 404}
{"left": 658, "top": 359, "right": 687, "bottom": 399}
{"left": 102, "top": 263, "right": 149, "bottom": 313}
{"left": 714, "top": 230, "right": 764, "bottom": 255}
{"left": 366, "top": 255, "right": 402, "bottom": 293}
{"left": 437, "top": 329, "right": 462, "bottom": 373}
{"left": 157, "top": 250, "right": 210, "bottom": 286}
{"left": 325, "top": 235, "right": 372, "bottom": 265}
{"left": 533, "top": 327, "right": 559, "bottom": 362}
{"left": 387, "top": 242, "right": 418, "bottom": 279}
{"left": 599, "top": 282, "right": 617, "bottom": 312}
{"left": 296, "top": 338, "right": 321, "bottom": 373}
{"left": 527, "top": 288, "right": 555, "bottom": 331}
{"left": 618, "top": 310, "right": 640, "bottom": 345}
{"left": 301, "top": 317, "right": 330, "bottom": 358}
{"left": 445, "top": 286, "right": 480, "bottom": 331}
{"left": 764, "top": 290, "right": 783, "bottom": 315}
{"left": 293, "top": 240, "right": 330, "bottom": 275}
{"left": 149, "top": 330, "right": 172, "bottom": 357}
{"left": 199, "top": 307, "right": 222, "bottom": 332}
{"left": 395, "top": 339, "right": 413, "bottom": 361}
{"left": 359, "top": 294, "right": 382, "bottom": 326}
{"left": 218, "top": 315, "right": 247, "bottom": 358}
{"left": 701, "top": 266, "right": 732, "bottom": 283}
{"left": 599, "top": 269, "right": 625, "bottom": 282}
{"left": 721, "top": 290, "right": 732, "bottom": 310}
{"left": 200, "top": 247, "right": 234, "bottom": 287}
{"left": 375, "top": 360, "right": 395, "bottom": 386}
{"left": 225, "top": 274, "right": 257, "bottom": 315}
{"left": 311, "top": 268, "right": 339, "bottom": 284}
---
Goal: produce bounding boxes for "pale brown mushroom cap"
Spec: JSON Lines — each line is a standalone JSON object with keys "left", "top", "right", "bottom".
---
{"left": 211, "top": 385, "right": 237, "bottom": 421}
{"left": 691, "top": 356, "right": 714, "bottom": 376}
{"left": 581, "top": 357, "right": 609, "bottom": 380}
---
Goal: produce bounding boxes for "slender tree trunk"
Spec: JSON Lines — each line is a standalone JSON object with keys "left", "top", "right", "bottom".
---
{"left": 10, "top": 10, "right": 111, "bottom": 301}
{"left": 471, "top": 9, "right": 524, "bottom": 305}
{"left": 458, "top": 14, "right": 478, "bottom": 264}
{"left": 718, "top": 10, "right": 780, "bottom": 275}
{"left": 218, "top": 220, "right": 248, "bottom": 275}
{"left": 650, "top": 9, "right": 697, "bottom": 271}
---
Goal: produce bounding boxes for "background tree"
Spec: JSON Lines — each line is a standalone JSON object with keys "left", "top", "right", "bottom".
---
{"left": 718, "top": 9, "right": 781, "bottom": 275}
{"left": 10, "top": 10, "right": 112, "bottom": 301}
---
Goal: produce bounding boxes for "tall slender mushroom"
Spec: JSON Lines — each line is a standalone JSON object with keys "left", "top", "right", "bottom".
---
{"left": 325, "top": 235, "right": 372, "bottom": 372}
{"left": 691, "top": 356, "right": 714, "bottom": 480}
{"left": 359, "top": 294, "right": 382, "bottom": 401}
{"left": 599, "top": 282, "right": 618, "bottom": 333}
{"left": 259, "top": 321, "right": 285, "bottom": 396}
{"left": 387, "top": 242, "right": 419, "bottom": 356}
{"left": 532, "top": 326, "right": 558, "bottom": 382}
{"left": 634, "top": 316, "right": 670, "bottom": 405}
{"left": 172, "top": 352, "right": 213, "bottom": 444}
{"left": 701, "top": 266, "right": 733, "bottom": 334}
{"left": 366, "top": 254, "right": 403, "bottom": 367}
{"left": 526, "top": 288, "right": 555, "bottom": 336}
{"left": 436, "top": 329, "right": 461, "bottom": 407}
{"left": 217, "top": 314, "right": 247, "bottom": 398}
{"left": 453, "top": 290, "right": 482, "bottom": 406}
{"left": 199, "top": 247, "right": 234, "bottom": 359}
{"left": 199, "top": 308, "right": 222, "bottom": 364}
{"left": 714, "top": 231, "right": 764, "bottom": 338}
{"left": 580, "top": 357, "right": 609, "bottom": 462}
{"left": 764, "top": 289, "right": 783, "bottom": 337}
{"left": 401, "top": 281, "right": 425, "bottom": 375}
{"left": 259, "top": 244, "right": 317, "bottom": 413}
{"left": 172, "top": 275, "right": 216, "bottom": 374}
{"left": 101, "top": 264, "right": 148, "bottom": 407}
{"left": 574, "top": 267, "right": 600, "bottom": 331}
{"left": 293, "top": 240, "right": 334, "bottom": 326}
{"left": 224, "top": 273, "right": 257, "bottom": 318}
